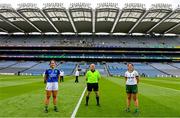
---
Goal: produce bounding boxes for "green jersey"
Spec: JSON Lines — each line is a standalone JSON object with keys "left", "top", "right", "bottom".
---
{"left": 86, "top": 70, "right": 101, "bottom": 83}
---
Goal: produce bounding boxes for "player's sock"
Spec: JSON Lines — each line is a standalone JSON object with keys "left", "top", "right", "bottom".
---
{"left": 125, "top": 107, "right": 130, "bottom": 112}
{"left": 44, "top": 105, "right": 48, "bottom": 113}
{"left": 96, "top": 96, "right": 100, "bottom": 106}
{"left": 45, "top": 105, "right": 48, "bottom": 109}
{"left": 86, "top": 96, "right": 89, "bottom": 106}
{"left": 134, "top": 107, "right": 139, "bottom": 113}
{"left": 54, "top": 105, "right": 59, "bottom": 112}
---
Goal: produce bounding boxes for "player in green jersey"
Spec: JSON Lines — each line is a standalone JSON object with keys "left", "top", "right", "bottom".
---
{"left": 85, "top": 64, "right": 101, "bottom": 106}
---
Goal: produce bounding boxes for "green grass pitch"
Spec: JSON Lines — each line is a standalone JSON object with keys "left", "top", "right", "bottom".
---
{"left": 0, "top": 75, "right": 180, "bottom": 117}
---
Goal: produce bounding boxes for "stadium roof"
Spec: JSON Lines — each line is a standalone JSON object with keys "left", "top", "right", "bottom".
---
{"left": 0, "top": 3, "right": 179, "bottom": 35}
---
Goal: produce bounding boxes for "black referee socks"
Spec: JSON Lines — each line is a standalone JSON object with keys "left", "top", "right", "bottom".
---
{"left": 86, "top": 96, "right": 89, "bottom": 105}
{"left": 86, "top": 96, "right": 100, "bottom": 106}
{"left": 96, "top": 96, "right": 99, "bottom": 105}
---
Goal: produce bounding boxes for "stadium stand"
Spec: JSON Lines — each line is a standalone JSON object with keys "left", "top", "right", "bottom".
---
{"left": 20, "top": 61, "right": 76, "bottom": 75}
{"left": 106, "top": 62, "right": 169, "bottom": 77}
{"left": 0, "top": 35, "right": 179, "bottom": 48}
{"left": 150, "top": 63, "right": 180, "bottom": 77}
{"left": 0, "top": 61, "right": 38, "bottom": 75}
{"left": 58, "top": 62, "right": 77, "bottom": 75}
{"left": 20, "top": 62, "right": 49, "bottom": 75}
{"left": 0, "top": 61, "right": 17, "bottom": 70}
{"left": 0, "top": 3, "right": 179, "bottom": 77}
{"left": 133, "top": 63, "right": 167, "bottom": 77}
{"left": 106, "top": 62, "right": 127, "bottom": 76}
{"left": 78, "top": 62, "right": 89, "bottom": 75}
{"left": 170, "top": 63, "right": 180, "bottom": 69}
{"left": 0, "top": 61, "right": 179, "bottom": 77}
{"left": 94, "top": 63, "right": 107, "bottom": 75}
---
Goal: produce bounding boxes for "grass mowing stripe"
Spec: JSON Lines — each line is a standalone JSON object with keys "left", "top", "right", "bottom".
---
{"left": 141, "top": 78, "right": 180, "bottom": 84}
{"left": 1, "top": 75, "right": 180, "bottom": 117}
{"left": 77, "top": 77, "right": 175, "bottom": 117}
{"left": 0, "top": 76, "right": 76, "bottom": 100}
{"left": 71, "top": 87, "right": 87, "bottom": 118}
{"left": 0, "top": 76, "right": 86, "bottom": 117}
{"left": 139, "top": 83, "right": 180, "bottom": 115}
{"left": 108, "top": 76, "right": 180, "bottom": 91}
{"left": 77, "top": 77, "right": 124, "bottom": 117}
{"left": 137, "top": 92, "right": 180, "bottom": 117}
{"left": 0, "top": 75, "right": 41, "bottom": 81}
{"left": 141, "top": 79, "right": 180, "bottom": 90}
{"left": 0, "top": 81, "right": 44, "bottom": 100}
{"left": 141, "top": 77, "right": 180, "bottom": 82}
{"left": 107, "top": 77, "right": 180, "bottom": 116}
{"left": 141, "top": 81, "right": 180, "bottom": 92}
{"left": 104, "top": 77, "right": 180, "bottom": 117}
{"left": 111, "top": 76, "right": 180, "bottom": 82}
{"left": 0, "top": 79, "right": 42, "bottom": 87}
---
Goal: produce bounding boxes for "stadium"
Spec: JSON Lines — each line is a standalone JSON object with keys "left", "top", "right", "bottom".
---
{"left": 0, "top": 0, "right": 180, "bottom": 117}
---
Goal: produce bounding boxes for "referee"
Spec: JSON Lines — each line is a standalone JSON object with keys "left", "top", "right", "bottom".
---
{"left": 85, "top": 64, "right": 101, "bottom": 106}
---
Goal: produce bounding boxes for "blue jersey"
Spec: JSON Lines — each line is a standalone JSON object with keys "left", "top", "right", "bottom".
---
{"left": 45, "top": 68, "right": 60, "bottom": 82}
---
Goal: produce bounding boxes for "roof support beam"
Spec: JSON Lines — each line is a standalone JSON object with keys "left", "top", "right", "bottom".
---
{"left": 110, "top": 9, "right": 121, "bottom": 33}
{"left": 40, "top": 10, "right": 59, "bottom": 33}
{"left": 128, "top": 11, "right": 148, "bottom": 33}
{"left": 147, "top": 11, "right": 174, "bottom": 33}
{"left": 0, "top": 27, "right": 8, "bottom": 32}
{"left": 0, "top": 15, "right": 25, "bottom": 32}
{"left": 92, "top": 9, "right": 95, "bottom": 34}
{"left": 15, "top": 10, "right": 42, "bottom": 33}
{"left": 164, "top": 22, "right": 180, "bottom": 33}
{"left": 66, "top": 10, "right": 77, "bottom": 33}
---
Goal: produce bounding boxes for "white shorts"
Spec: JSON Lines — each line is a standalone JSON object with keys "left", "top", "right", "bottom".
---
{"left": 46, "top": 82, "right": 58, "bottom": 91}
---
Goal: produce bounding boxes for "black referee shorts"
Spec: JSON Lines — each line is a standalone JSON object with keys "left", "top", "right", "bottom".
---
{"left": 87, "top": 83, "right": 99, "bottom": 92}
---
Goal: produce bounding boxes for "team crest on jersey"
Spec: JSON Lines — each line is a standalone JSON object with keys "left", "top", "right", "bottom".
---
{"left": 54, "top": 70, "right": 57, "bottom": 73}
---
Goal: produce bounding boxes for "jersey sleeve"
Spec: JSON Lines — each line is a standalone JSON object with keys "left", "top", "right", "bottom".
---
{"left": 124, "top": 72, "right": 127, "bottom": 77}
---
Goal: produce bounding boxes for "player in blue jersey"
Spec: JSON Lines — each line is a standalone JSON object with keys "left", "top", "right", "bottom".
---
{"left": 44, "top": 59, "right": 60, "bottom": 113}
